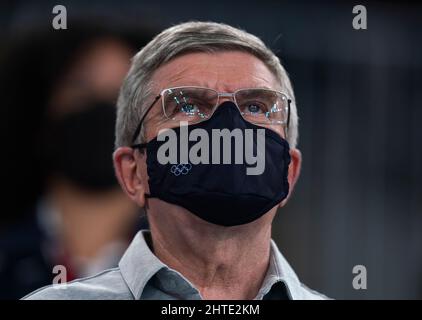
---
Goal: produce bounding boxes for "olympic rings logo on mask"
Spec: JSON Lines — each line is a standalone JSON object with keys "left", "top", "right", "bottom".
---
{"left": 170, "top": 163, "right": 192, "bottom": 176}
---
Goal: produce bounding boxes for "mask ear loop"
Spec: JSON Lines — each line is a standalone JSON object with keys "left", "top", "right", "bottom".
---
{"left": 129, "top": 95, "right": 162, "bottom": 213}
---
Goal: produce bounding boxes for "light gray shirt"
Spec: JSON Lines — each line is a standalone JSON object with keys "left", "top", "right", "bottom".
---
{"left": 23, "top": 230, "right": 328, "bottom": 300}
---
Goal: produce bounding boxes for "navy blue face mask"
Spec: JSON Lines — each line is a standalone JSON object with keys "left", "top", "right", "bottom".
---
{"left": 134, "top": 101, "right": 291, "bottom": 227}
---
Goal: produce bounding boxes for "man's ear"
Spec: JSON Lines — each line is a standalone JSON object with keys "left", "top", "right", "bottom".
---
{"left": 279, "top": 148, "right": 302, "bottom": 208}
{"left": 113, "top": 147, "right": 146, "bottom": 208}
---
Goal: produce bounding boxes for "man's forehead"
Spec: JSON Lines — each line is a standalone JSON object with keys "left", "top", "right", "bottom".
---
{"left": 151, "top": 51, "right": 280, "bottom": 92}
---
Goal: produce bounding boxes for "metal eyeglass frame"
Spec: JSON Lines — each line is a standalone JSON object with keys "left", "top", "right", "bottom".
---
{"left": 130, "top": 86, "right": 291, "bottom": 149}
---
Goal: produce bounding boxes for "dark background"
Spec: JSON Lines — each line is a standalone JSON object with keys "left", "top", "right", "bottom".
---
{"left": 0, "top": 0, "right": 421, "bottom": 299}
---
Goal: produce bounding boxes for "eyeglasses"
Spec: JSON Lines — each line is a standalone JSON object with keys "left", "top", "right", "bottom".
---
{"left": 131, "top": 86, "right": 291, "bottom": 145}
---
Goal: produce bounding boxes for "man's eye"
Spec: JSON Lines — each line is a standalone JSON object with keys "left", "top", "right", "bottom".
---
{"left": 246, "top": 104, "right": 263, "bottom": 114}
{"left": 180, "top": 103, "right": 198, "bottom": 114}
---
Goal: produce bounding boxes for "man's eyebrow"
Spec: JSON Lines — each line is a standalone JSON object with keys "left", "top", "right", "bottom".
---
{"left": 250, "top": 85, "right": 275, "bottom": 90}
{"left": 232, "top": 85, "right": 280, "bottom": 92}
{"left": 160, "top": 84, "right": 279, "bottom": 92}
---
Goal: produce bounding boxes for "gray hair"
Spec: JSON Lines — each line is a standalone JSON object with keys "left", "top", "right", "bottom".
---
{"left": 115, "top": 21, "right": 299, "bottom": 149}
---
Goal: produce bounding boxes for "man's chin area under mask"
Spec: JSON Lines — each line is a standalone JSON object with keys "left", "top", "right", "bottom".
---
{"left": 144, "top": 197, "right": 279, "bottom": 232}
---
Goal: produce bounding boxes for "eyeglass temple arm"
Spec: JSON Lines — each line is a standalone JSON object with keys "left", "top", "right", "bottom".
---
{"left": 284, "top": 99, "right": 291, "bottom": 139}
{"left": 287, "top": 99, "right": 291, "bottom": 129}
{"left": 130, "top": 94, "right": 161, "bottom": 147}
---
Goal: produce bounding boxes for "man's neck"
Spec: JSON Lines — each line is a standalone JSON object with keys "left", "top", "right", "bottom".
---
{"left": 147, "top": 199, "right": 275, "bottom": 300}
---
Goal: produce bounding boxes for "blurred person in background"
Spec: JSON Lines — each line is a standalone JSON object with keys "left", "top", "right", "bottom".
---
{"left": 0, "top": 23, "right": 152, "bottom": 299}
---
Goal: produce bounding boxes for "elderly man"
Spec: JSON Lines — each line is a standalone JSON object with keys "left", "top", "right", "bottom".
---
{"left": 24, "top": 21, "right": 328, "bottom": 300}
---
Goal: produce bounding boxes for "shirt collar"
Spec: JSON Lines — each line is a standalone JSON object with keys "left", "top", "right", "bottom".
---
{"left": 119, "top": 230, "right": 303, "bottom": 300}
{"left": 255, "top": 240, "right": 304, "bottom": 300}
{"left": 119, "top": 230, "right": 165, "bottom": 299}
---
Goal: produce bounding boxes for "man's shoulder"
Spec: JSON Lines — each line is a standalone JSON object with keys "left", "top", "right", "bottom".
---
{"left": 22, "top": 267, "right": 133, "bottom": 300}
